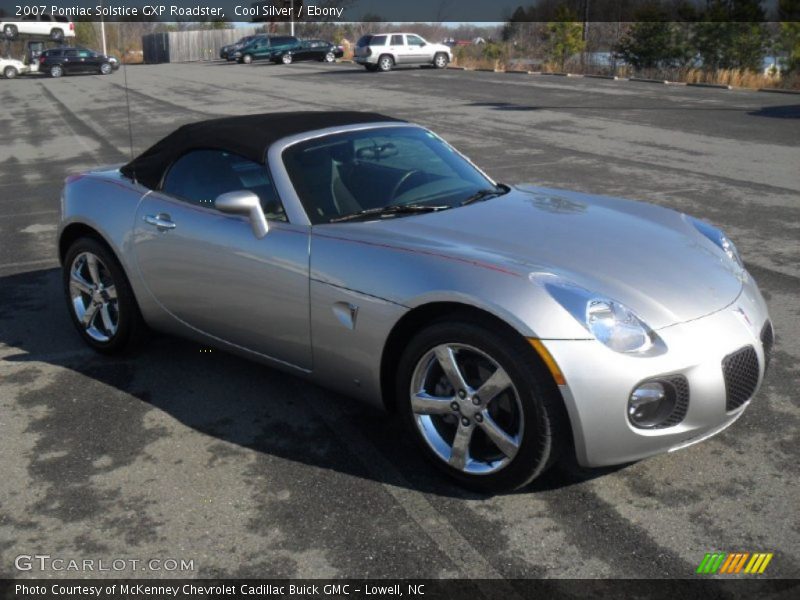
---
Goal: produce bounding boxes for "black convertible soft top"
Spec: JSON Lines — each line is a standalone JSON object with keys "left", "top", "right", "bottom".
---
{"left": 120, "top": 111, "right": 403, "bottom": 190}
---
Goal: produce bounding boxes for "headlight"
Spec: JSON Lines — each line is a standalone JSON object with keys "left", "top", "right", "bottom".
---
{"left": 530, "top": 273, "right": 663, "bottom": 355}
{"left": 686, "top": 215, "right": 743, "bottom": 268}
{"left": 586, "top": 299, "right": 653, "bottom": 353}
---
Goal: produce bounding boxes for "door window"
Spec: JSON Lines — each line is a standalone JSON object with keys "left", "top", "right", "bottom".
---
{"left": 391, "top": 35, "right": 404, "bottom": 46}
{"left": 407, "top": 35, "right": 425, "bottom": 47}
{"left": 162, "top": 150, "right": 287, "bottom": 221}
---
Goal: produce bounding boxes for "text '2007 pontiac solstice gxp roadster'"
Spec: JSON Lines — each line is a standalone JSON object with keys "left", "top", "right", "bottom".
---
{"left": 58, "top": 112, "right": 772, "bottom": 491}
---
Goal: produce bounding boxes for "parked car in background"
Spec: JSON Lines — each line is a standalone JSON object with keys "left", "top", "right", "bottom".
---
{"left": 234, "top": 36, "right": 300, "bottom": 64}
{"left": 73, "top": 46, "right": 120, "bottom": 70}
{"left": 0, "top": 57, "right": 27, "bottom": 79}
{"left": 272, "top": 39, "right": 344, "bottom": 65}
{"left": 220, "top": 35, "right": 264, "bottom": 61}
{"left": 1, "top": 16, "right": 75, "bottom": 41}
{"left": 39, "top": 47, "right": 115, "bottom": 77}
{"left": 354, "top": 33, "right": 452, "bottom": 72}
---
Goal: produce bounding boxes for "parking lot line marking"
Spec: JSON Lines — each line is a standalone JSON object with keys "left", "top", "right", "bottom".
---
{"left": 0, "top": 258, "right": 58, "bottom": 271}
{"left": 307, "top": 395, "right": 517, "bottom": 587}
{"left": 39, "top": 82, "right": 101, "bottom": 165}
{"left": 0, "top": 210, "right": 58, "bottom": 219}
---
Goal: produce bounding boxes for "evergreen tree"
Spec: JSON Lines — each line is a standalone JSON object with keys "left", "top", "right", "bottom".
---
{"left": 694, "top": 0, "right": 767, "bottom": 70}
{"left": 778, "top": 0, "right": 800, "bottom": 72}
{"left": 614, "top": 4, "right": 693, "bottom": 70}
{"left": 545, "top": 6, "right": 585, "bottom": 70}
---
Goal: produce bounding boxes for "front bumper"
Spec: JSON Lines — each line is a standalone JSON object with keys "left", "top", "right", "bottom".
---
{"left": 542, "top": 275, "right": 771, "bottom": 467}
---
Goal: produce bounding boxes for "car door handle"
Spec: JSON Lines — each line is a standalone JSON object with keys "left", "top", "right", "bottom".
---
{"left": 144, "top": 214, "right": 176, "bottom": 231}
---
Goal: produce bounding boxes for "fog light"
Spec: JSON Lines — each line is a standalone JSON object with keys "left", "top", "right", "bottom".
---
{"left": 628, "top": 382, "right": 676, "bottom": 429}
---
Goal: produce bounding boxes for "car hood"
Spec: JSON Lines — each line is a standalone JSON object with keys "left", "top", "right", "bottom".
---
{"left": 358, "top": 185, "right": 744, "bottom": 329}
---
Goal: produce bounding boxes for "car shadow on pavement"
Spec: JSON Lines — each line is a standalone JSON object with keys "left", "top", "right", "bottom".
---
{"left": 747, "top": 104, "right": 800, "bottom": 119}
{"left": 0, "top": 267, "right": 624, "bottom": 498}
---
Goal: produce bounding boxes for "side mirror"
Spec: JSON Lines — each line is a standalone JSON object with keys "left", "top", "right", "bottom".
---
{"left": 215, "top": 191, "right": 269, "bottom": 239}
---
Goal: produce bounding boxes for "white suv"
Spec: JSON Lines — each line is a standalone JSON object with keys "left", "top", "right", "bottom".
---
{"left": 2, "top": 15, "right": 75, "bottom": 42}
{"left": 354, "top": 33, "right": 452, "bottom": 72}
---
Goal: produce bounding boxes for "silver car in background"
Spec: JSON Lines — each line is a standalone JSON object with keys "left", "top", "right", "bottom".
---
{"left": 58, "top": 112, "right": 772, "bottom": 492}
{"left": 354, "top": 33, "right": 452, "bottom": 72}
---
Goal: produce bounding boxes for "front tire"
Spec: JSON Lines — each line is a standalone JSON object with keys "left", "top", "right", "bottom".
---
{"left": 3, "top": 66, "right": 18, "bottom": 79}
{"left": 281, "top": 53, "right": 293, "bottom": 65}
{"left": 434, "top": 52, "right": 449, "bottom": 69}
{"left": 396, "top": 318, "right": 565, "bottom": 492}
{"left": 50, "top": 28, "right": 64, "bottom": 42}
{"left": 50, "top": 65, "right": 64, "bottom": 78}
{"left": 377, "top": 54, "right": 394, "bottom": 72}
{"left": 99, "top": 62, "right": 112, "bottom": 75}
{"left": 324, "top": 51, "right": 335, "bottom": 63}
{"left": 241, "top": 54, "right": 253, "bottom": 64}
{"left": 63, "top": 237, "right": 147, "bottom": 354}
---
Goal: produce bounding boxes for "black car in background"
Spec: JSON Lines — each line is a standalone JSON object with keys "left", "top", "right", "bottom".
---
{"left": 265, "top": 38, "right": 344, "bottom": 65}
{"left": 39, "top": 47, "right": 115, "bottom": 77}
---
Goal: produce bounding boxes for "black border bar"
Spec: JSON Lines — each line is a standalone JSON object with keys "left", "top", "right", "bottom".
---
{"left": 0, "top": 1, "right": 798, "bottom": 23}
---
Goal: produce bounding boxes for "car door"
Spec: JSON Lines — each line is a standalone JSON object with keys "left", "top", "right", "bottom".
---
{"left": 301, "top": 41, "right": 322, "bottom": 61}
{"left": 77, "top": 49, "right": 98, "bottom": 72}
{"left": 405, "top": 35, "right": 432, "bottom": 64}
{"left": 389, "top": 34, "right": 409, "bottom": 63}
{"left": 132, "top": 149, "right": 312, "bottom": 369}
{"left": 62, "top": 49, "right": 81, "bottom": 73}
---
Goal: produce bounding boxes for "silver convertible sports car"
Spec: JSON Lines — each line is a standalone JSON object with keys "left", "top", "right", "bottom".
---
{"left": 59, "top": 112, "right": 773, "bottom": 491}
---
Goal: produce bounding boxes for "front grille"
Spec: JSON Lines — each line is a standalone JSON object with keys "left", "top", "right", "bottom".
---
{"left": 658, "top": 375, "right": 690, "bottom": 428}
{"left": 722, "top": 346, "right": 760, "bottom": 411}
{"left": 761, "top": 321, "right": 774, "bottom": 374}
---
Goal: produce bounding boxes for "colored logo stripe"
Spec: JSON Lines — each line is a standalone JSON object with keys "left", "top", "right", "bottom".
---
{"left": 697, "top": 552, "right": 773, "bottom": 574}
{"left": 744, "top": 553, "right": 773, "bottom": 574}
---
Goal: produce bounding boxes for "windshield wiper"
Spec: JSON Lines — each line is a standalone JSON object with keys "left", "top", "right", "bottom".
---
{"left": 329, "top": 204, "right": 450, "bottom": 223}
{"left": 461, "top": 184, "right": 510, "bottom": 206}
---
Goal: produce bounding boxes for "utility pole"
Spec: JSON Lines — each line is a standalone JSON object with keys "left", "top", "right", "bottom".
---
{"left": 100, "top": 1, "right": 107, "bottom": 55}
{"left": 290, "top": 0, "right": 295, "bottom": 37}
{"left": 582, "top": 0, "right": 590, "bottom": 68}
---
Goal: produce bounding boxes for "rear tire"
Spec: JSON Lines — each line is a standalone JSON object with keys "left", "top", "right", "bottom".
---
{"left": 50, "top": 65, "right": 63, "bottom": 78}
{"left": 63, "top": 237, "right": 148, "bottom": 355}
{"left": 281, "top": 53, "right": 293, "bottom": 65}
{"left": 396, "top": 318, "right": 565, "bottom": 492}
{"left": 50, "top": 28, "right": 64, "bottom": 42}
{"left": 3, "top": 24, "right": 17, "bottom": 40}
{"left": 377, "top": 54, "right": 394, "bottom": 72}
{"left": 324, "top": 51, "right": 335, "bottom": 63}
{"left": 3, "top": 66, "right": 18, "bottom": 79}
{"left": 241, "top": 54, "right": 253, "bottom": 64}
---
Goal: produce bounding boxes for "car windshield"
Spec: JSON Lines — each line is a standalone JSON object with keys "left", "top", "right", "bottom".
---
{"left": 282, "top": 126, "right": 503, "bottom": 224}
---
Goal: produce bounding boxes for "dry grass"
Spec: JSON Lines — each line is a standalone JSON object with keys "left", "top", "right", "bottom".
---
{"left": 683, "top": 68, "right": 788, "bottom": 89}
{"left": 451, "top": 56, "right": 504, "bottom": 71}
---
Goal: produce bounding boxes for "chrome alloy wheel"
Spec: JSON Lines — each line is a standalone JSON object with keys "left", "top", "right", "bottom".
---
{"left": 69, "top": 252, "right": 119, "bottom": 343}
{"left": 410, "top": 344, "right": 524, "bottom": 474}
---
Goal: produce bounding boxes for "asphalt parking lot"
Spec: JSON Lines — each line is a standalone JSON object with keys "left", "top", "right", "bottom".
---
{"left": 1, "top": 60, "right": 798, "bottom": 580}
